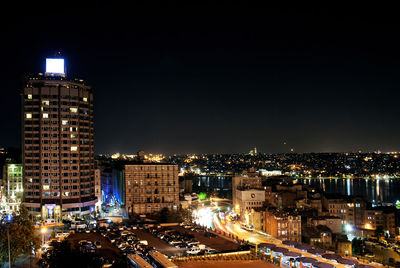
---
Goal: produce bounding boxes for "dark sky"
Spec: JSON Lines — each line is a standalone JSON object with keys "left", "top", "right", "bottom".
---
{"left": 1, "top": 5, "right": 400, "bottom": 154}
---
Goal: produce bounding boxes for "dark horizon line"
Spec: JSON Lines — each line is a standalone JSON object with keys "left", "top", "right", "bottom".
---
{"left": 96, "top": 150, "right": 398, "bottom": 156}
{"left": 2, "top": 146, "right": 398, "bottom": 156}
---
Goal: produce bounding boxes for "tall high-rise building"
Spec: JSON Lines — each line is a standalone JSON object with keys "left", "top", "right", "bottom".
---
{"left": 22, "top": 58, "right": 96, "bottom": 220}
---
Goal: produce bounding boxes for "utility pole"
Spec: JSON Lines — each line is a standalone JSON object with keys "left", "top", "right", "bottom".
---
{"left": 8, "top": 227, "right": 11, "bottom": 268}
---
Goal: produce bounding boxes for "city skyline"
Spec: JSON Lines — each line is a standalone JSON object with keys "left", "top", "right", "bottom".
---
{"left": 2, "top": 6, "right": 400, "bottom": 154}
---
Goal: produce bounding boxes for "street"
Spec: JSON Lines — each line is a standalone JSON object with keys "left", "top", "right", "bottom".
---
{"left": 192, "top": 201, "right": 379, "bottom": 268}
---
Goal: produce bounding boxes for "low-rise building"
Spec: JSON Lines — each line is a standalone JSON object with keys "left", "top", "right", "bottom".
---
{"left": 308, "top": 216, "right": 342, "bottom": 234}
{"left": 296, "top": 197, "right": 322, "bottom": 214}
{"left": 302, "top": 225, "right": 333, "bottom": 248}
{"left": 232, "top": 172, "right": 264, "bottom": 218}
{"left": 2, "top": 163, "right": 23, "bottom": 213}
{"left": 235, "top": 189, "right": 265, "bottom": 218}
{"left": 362, "top": 207, "right": 397, "bottom": 238}
{"left": 335, "top": 235, "right": 352, "bottom": 256}
{"left": 363, "top": 208, "right": 384, "bottom": 231}
{"left": 323, "top": 194, "right": 366, "bottom": 228}
{"left": 246, "top": 207, "right": 265, "bottom": 232}
{"left": 265, "top": 208, "right": 302, "bottom": 242}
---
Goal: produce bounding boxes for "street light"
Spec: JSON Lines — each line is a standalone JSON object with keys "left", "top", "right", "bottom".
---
{"left": 6, "top": 214, "right": 12, "bottom": 268}
{"left": 41, "top": 227, "right": 47, "bottom": 246}
{"left": 345, "top": 224, "right": 353, "bottom": 232}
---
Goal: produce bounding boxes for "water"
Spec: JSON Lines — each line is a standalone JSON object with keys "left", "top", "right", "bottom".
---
{"left": 190, "top": 176, "right": 400, "bottom": 205}
{"left": 190, "top": 176, "right": 232, "bottom": 199}
{"left": 302, "top": 178, "right": 400, "bottom": 205}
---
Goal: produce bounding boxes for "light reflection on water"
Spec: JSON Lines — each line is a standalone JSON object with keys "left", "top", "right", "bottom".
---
{"left": 191, "top": 176, "right": 400, "bottom": 204}
{"left": 298, "top": 177, "right": 399, "bottom": 204}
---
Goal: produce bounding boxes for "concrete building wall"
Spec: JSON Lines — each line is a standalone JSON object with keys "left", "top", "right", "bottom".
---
{"left": 125, "top": 164, "right": 179, "bottom": 215}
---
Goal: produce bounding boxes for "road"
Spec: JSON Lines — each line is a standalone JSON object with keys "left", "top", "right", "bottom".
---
{"left": 194, "top": 203, "right": 382, "bottom": 268}
{"left": 365, "top": 243, "right": 400, "bottom": 266}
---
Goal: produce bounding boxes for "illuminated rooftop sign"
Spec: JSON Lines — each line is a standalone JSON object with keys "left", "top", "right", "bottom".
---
{"left": 45, "top": 58, "right": 65, "bottom": 75}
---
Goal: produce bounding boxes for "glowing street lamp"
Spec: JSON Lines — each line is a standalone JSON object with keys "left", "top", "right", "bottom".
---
{"left": 41, "top": 227, "right": 47, "bottom": 246}
{"left": 345, "top": 224, "right": 353, "bottom": 233}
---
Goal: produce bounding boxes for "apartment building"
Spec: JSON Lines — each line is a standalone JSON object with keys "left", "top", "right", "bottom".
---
{"left": 265, "top": 208, "right": 302, "bottom": 242}
{"left": 125, "top": 163, "right": 179, "bottom": 214}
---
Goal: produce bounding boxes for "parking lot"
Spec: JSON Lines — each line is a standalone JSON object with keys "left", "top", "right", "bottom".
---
{"left": 67, "top": 232, "right": 122, "bottom": 260}
{"left": 135, "top": 223, "right": 241, "bottom": 257}
{"left": 171, "top": 226, "right": 239, "bottom": 252}
{"left": 133, "top": 229, "right": 186, "bottom": 256}
{"left": 38, "top": 220, "right": 247, "bottom": 267}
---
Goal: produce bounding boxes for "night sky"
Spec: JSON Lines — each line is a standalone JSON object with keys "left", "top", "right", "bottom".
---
{"left": 1, "top": 6, "right": 400, "bottom": 154}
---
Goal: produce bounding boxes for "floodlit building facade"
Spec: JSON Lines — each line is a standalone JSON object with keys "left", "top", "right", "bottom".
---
{"left": 2, "top": 163, "right": 24, "bottom": 212}
{"left": 22, "top": 58, "right": 96, "bottom": 220}
{"left": 125, "top": 163, "right": 179, "bottom": 214}
{"left": 265, "top": 208, "right": 302, "bottom": 242}
{"left": 94, "top": 168, "right": 102, "bottom": 214}
{"left": 232, "top": 172, "right": 264, "bottom": 218}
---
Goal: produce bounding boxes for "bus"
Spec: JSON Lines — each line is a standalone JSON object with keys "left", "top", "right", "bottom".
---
{"left": 149, "top": 251, "right": 178, "bottom": 268}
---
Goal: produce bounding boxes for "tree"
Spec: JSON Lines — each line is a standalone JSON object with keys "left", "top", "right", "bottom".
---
{"left": 44, "top": 240, "right": 104, "bottom": 268}
{"left": 352, "top": 238, "right": 363, "bottom": 255}
{"left": 158, "top": 207, "right": 170, "bottom": 223}
{"left": 51, "top": 230, "right": 56, "bottom": 239}
{"left": 375, "top": 225, "right": 384, "bottom": 238}
{"left": 157, "top": 207, "right": 183, "bottom": 223}
{"left": 0, "top": 205, "right": 40, "bottom": 264}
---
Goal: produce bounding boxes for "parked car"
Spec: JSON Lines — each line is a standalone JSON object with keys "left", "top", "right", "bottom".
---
{"left": 187, "top": 247, "right": 201, "bottom": 255}
{"left": 45, "top": 218, "right": 56, "bottom": 225}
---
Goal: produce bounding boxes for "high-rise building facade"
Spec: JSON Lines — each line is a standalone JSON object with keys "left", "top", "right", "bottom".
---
{"left": 22, "top": 58, "right": 96, "bottom": 220}
{"left": 125, "top": 163, "right": 179, "bottom": 215}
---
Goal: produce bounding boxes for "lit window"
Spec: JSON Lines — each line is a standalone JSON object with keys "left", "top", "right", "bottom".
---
{"left": 27, "top": 94, "right": 32, "bottom": 99}
{"left": 26, "top": 113, "right": 32, "bottom": 119}
{"left": 62, "top": 120, "right": 68, "bottom": 125}
{"left": 71, "top": 147, "right": 77, "bottom": 151}
{"left": 43, "top": 185, "right": 49, "bottom": 190}
{"left": 70, "top": 134, "right": 76, "bottom": 138}
{"left": 70, "top": 107, "right": 78, "bottom": 113}
{"left": 43, "top": 113, "right": 49, "bottom": 118}
{"left": 83, "top": 97, "right": 88, "bottom": 102}
{"left": 42, "top": 100, "right": 49, "bottom": 106}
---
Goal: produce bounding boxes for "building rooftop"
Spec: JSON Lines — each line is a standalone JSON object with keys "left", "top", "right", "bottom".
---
{"left": 26, "top": 74, "right": 89, "bottom": 87}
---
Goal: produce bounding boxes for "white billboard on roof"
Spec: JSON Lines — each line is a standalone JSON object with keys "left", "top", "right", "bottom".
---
{"left": 46, "top": 58, "right": 65, "bottom": 74}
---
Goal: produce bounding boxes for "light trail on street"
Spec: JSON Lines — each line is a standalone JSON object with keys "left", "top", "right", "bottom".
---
{"left": 193, "top": 201, "right": 380, "bottom": 268}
